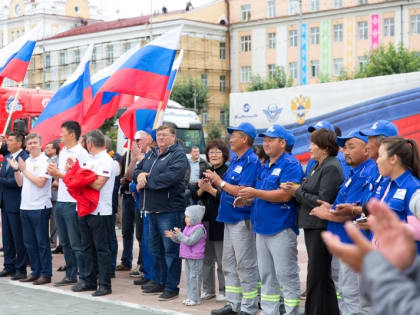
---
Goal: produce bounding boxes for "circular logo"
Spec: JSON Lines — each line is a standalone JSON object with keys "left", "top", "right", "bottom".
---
{"left": 243, "top": 103, "right": 250, "bottom": 113}
{"left": 5, "top": 97, "right": 23, "bottom": 113}
{"left": 41, "top": 98, "right": 51, "bottom": 108}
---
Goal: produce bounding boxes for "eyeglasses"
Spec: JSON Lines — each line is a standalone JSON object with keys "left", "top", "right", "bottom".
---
{"left": 208, "top": 151, "right": 223, "bottom": 155}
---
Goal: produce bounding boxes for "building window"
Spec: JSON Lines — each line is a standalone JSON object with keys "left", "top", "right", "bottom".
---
{"left": 333, "top": 24, "right": 343, "bottom": 42}
{"left": 289, "top": 30, "right": 298, "bottom": 47}
{"left": 74, "top": 49, "right": 80, "bottom": 64}
{"left": 220, "top": 42, "right": 226, "bottom": 60}
{"left": 10, "top": 31, "right": 14, "bottom": 42}
{"left": 219, "top": 75, "right": 226, "bottom": 93}
{"left": 311, "top": 27, "right": 320, "bottom": 45}
{"left": 411, "top": 15, "right": 420, "bottom": 34}
{"left": 92, "top": 47, "right": 97, "bottom": 62}
{"left": 358, "top": 56, "right": 368, "bottom": 70}
{"left": 220, "top": 109, "right": 228, "bottom": 126}
{"left": 289, "top": 0, "right": 298, "bottom": 15}
{"left": 289, "top": 62, "right": 297, "bottom": 79}
{"left": 311, "top": 60, "right": 319, "bottom": 78}
{"left": 267, "top": 0, "right": 275, "bottom": 18}
{"left": 311, "top": 0, "right": 319, "bottom": 11}
{"left": 333, "top": 58, "right": 343, "bottom": 76}
{"left": 240, "top": 66, "right": 251, "bottom": 83}
{"left": 334, "top": 0, "right": 343, "bottom": 8}
{"left": 44, "top": 54, "right": 51, "bottom": 68}
{"left": 106, "top": 45, "right": 114, "bottom": 64}
{"left": 201, "top": 74, "right": 208, "bottom": 88}
{"left": 59, "top": 52, "right": 65, "bottom": 65}
{"left": 202, "top": 111, "right": 209, "bottom": 124}
{"left": 240, "top": 4, "right": 251, "bottom": 21}
{"left": 44, "top": 82, "right": 51, "bottom": 89}
{"left": 123, "top": 42, "right": 131, "bottom": 52}
{"left": 358, "top": 21, "right": 368, "bottom": 40}
{"left": 359, "top": 0, "right": 368, "bottom": 4}
{"left": 240, "top": 35, "right": 252, "bottom": 52}
{"left": 268, "top": 32, "right": 276, "bottom": 49}
{"left": 384, "top": 18, "right": 394, "bottom": 37}
{"left": 267, "top": 64, "right": 276, "bottom": 79}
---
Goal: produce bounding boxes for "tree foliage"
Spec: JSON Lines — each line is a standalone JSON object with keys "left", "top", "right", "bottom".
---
{"left": 171, "top": 77, "right": 209, "bottom": 112}
{"left": 247, "top": 66, "right": 292, "bottom": 91}
{"left": 356, "top": 43, "right": 420, "bottom": 78}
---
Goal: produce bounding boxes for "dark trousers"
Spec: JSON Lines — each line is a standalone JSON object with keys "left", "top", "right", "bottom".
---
{"left": 108, "top": 213, "right": 118, "bottom": 273}
{"left": 149, "top": 211, "right": 183, "bottom": 293}
{"left": 55, "top": 202, "right": 85, "bottom": 281}
{"left": 134, "top": 209, "right": 143, "bottom": 268}
{"left": 79, "top": 214, "right": 112, "bottom": 289}
{"left": 20, "top": 209, "right": 52, "bottom": 277}
{"left": 1, "top": 210, "right": 27, "bottom": 274}
{"left": 121, "top": 194, "right": 137, "bottom": 268}
{"left": 49, "top": 201, "right": 58, "bottom": 246}
{"left": 304, "top": 228, "right": 340, "bottom": 315}
{"left": 141, "top": 213, "right": 154, "bottom": 281}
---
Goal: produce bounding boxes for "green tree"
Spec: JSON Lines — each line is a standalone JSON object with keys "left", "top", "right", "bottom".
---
{"left": 355, "top": 43, "right": 420, "bottom": 78}
{"left": 206, "top": 122, "right": 223, "bottom": 140}
{"left": 247, "top": 66, "right": 291, "bottom": 91}
{"left": 171, "top": 77, "right": 209, "bottom": 112}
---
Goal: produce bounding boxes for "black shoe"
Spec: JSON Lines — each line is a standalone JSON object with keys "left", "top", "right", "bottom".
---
{"left": 51, "top": 247, "right": 63, "bottom": 254}
{"left": 71, "top": 281, "right": 97, "bottom": 292}
{"left": 54, "top": 277, "right": 77, "bottom": 287}
{"left": 158, "top": 290, "right": 179, "bottom": 301}
{"left": 141, "top": 280, "right": 157, "bottom": 290}
{"left": 92, "top": 286, "right": 112, "bottom": 297}
{"left": 57, "top": 265, "right": 66, "bottom": 272}
{"left": 211, "top": 305, "right": 238, "bottom": 315}
{"left": 11, "top": 273, "right": 27, "bottom": 281}
{"left": 0, "top": 269, "right": 13, "bottom": 277}
{"left": 133, "top": 277, "right": 149, "bottom": 286}
{"left": 142, "top": 282, "right": 164, "bottom": 295}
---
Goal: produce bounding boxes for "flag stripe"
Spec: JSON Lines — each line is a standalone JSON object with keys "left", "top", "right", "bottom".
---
{"left": 100, "top": 68, "right": 170, "bottom": 101}
{"left": 0, "top": 58, "right": 30, "bottom": 82}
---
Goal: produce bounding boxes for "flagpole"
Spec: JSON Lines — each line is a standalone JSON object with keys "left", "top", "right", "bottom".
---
{"left": 2, "top": 82, "right": 23, "bottom": 135}
{"left": 125, "top": 138, "right": 131, "bottom": 172}
{"left": 152, "top": 101, "right": 163, "bottom": 129}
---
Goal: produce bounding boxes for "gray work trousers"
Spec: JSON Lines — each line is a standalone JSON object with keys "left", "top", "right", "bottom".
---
{"left": 202, "top": 238, "right": 225, "bottom": 294}
{"left": 332, "top": 256, "right": 344, "bottom": 312}
{"left": 257, "top": 229, "right": 300, "bottom": 315}
{"left": 185, "top": 258, "right": 203, "bottom": 303}
{"left": 339, "top": 261, "right": 370, "bottom": 315}
{"left": 223, "top": 220, "right": 259, "bottom": 314}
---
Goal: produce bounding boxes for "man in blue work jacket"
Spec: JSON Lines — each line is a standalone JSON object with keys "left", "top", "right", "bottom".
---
{"left": 237, "top": 125, "right": 303, "bottom": 315}
{"left": 207, "top": 122, "right": 260, "bottom": 315}
{"left": 310, "top": 130, "right": 377, "bottom": 315}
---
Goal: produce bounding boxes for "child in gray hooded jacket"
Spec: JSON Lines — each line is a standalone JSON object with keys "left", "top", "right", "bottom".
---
{"left": 165, "top": 205, "right": 207, "bottom": 306}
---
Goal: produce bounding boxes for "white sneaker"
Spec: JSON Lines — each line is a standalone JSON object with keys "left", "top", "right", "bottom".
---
{"left": 216, "top": 293, "right": 226, "bottom": 302}
{"left": 185, "top": 299, "right": 201, "bottom": 306}
{"left": 200, "top": 292, "right": 216, "bottom": 300}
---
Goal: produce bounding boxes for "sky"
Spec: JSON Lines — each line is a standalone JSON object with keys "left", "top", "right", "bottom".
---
{"left": 104, "top": 0, "right": 215, "bottom": 20}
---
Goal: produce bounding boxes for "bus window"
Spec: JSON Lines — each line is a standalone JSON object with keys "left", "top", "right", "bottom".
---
{"left": 175, "top": 128, "right": 206, "bottom": 153}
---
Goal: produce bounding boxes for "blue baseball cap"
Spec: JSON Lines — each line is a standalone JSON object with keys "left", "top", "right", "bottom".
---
{"left": 360, "top": 120, "right": 398, "bottom": 137}
{"left": 259, "top": 124, "right": 289, "bottom": 140}
{"left": 285, "top": 130, "right": 295, "bottom": 147}
{"left": 337, "top": 130, "right": 368, "bottom": 147}
{"left": 228, "top": 122, "right": 257, "bottom": 139}
{"left": 308, "top": 121, "right": 335, "bottom": 133}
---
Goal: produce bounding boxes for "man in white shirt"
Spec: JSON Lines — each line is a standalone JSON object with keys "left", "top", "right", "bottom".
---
{"left": 47, "top": 121, "right": 89, "bottom": 287}
{"left": 9, "top": 133, "right": 52, "bottom": 285}
{"left": 71, "top": 129, "right": 115, "bottom": 297}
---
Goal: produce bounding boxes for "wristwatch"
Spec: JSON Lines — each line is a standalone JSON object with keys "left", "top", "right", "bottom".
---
{"left": 220, "top": 181, "right": 226, "bottom": 189}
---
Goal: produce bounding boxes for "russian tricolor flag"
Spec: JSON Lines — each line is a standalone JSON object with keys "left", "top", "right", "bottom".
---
{"left": 119, "top": 50, "right": 184, "bottom": 140}
{"left": 31, "top": 44, "right": 94, "bottom": 145}
{"left": 0, "top": 25, "right": 41, "bottom": 84}
{"left": 81, "top": 26, "right": 183, "bottom": 133}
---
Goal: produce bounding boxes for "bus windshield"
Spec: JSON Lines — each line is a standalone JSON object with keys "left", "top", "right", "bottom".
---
{"left": 176, "top": 128, "right": 206, "bottom": 153}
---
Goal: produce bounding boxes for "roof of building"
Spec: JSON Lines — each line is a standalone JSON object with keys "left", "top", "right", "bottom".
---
{"left": 45, "top": 10, "right": 185, "bottom": 40}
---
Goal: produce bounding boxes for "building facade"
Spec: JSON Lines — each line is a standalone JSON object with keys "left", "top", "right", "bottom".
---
{"left": 229, "top": 0, "right": 420, "bottom": 92}
{"left": 3, "top": 0, "right": 230, "bottom": 125}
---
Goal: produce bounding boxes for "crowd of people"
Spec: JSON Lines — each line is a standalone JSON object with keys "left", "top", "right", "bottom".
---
{"left": 0, "top": 118, "right": 420, "bottom": 315}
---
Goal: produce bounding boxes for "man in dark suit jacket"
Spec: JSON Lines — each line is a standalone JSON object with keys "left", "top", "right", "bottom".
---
{"left": 0, "top": 132, "right": 29, "bottom": 280}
